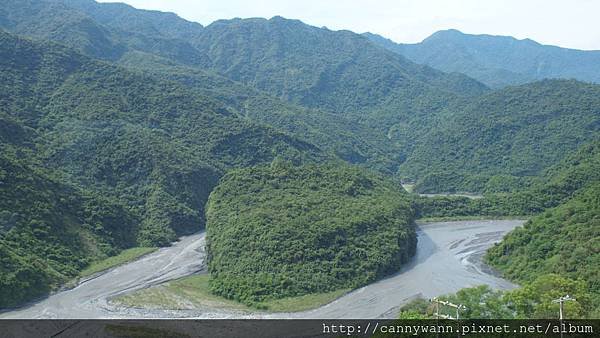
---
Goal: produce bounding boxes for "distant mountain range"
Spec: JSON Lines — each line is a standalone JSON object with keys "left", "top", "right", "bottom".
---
{"left": 1, "top": 0, "right": 599, "bottom": 191}
{"left": 1, "top": 0, "right": 600, "bottom": 310}
{"left": 364, "top": 29, "right": 600, "bottom": 88}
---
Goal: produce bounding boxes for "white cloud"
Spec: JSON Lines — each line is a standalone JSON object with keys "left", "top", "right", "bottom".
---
{"left": 98, "top": 0, "right": 600, "bottom": 50}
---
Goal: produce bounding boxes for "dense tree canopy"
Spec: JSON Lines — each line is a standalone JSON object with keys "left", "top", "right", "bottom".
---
{"left": 399, "top": 274, "right": 597, "bottom": 319}
{"left": 206, "top": 163, "right": 416, "bottom": 306}
{"left": 0, "top": 30, "right": 327, "bottom": 308}
{"left": 1, "top": 0, "right": 599, "bottom": 316}
{"left": 366, "top": 29, "right": 600, "bottom": 88}
{"left": 486, "top": 183, "right": 600, "bottom": 307}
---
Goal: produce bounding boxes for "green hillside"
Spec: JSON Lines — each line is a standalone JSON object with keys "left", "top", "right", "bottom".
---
{"left": 484, "top": 139, "right": 600, "bottom": 303}
{"left": 0, "top": 114, "right": 139, "bottom": 308}
{"left": 365, "top": 29, "right": 600, "bottom": 88}
{"left": 0, "top": 30, "right": 328, "bottom": 308}
{"left": 403, "top": 80, "right": 600, "bottom": 193}
{"left": 0, "top": 0, "right": 407, "bottom": 174}
{"left": 205, "top": 163, "right": 416, "bottom": 306}
{"left": 486, "top": 182, "right": 600, "bottom": 306}
{"left": 195, "top": 17, "right": 487, "bottom": 112}
{"left": 1, "top": 0, "right": 599, "bottom": 317}
{"left": 414, "top": 138, "right": 600, "bottom": 218}
{"left": 5, "top": 1, "right": 599, "bottom": 194}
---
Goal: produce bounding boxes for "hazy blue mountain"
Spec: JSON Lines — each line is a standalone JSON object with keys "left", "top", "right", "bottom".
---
{"left": 365, "top": 30, "right": 600, "bottom": 88}
{"left": 194, "top": 17, "right": 488, "bottom": 113}
{"left": 0, "top": 0, "right": 414, "bottom": 174}
{"left": 55, "top": 0, "right": 205, "bottom": 41}
{"left": 0, "top": 0, "right": 209, "bottom": 65}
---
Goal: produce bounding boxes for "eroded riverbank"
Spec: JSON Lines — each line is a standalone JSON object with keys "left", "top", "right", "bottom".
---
{"left": 0, "top": 219, "right": 524, "bottom": 319}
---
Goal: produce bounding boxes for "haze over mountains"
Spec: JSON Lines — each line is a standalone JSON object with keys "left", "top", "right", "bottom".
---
{"left": 1, "top": 0, "right": 599, "bottom": 314}
{"left": 365, "top": 29, "right": 600, "bottom": 88}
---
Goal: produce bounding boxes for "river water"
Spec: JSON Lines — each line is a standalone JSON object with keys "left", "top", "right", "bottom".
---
{"left": 0, "top": 219, "right": 523, "bottom": 319}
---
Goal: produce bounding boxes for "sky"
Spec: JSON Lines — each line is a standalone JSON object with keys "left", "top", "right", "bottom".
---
{"left": 97, "top": 0, "right": 600, "bottom": 50}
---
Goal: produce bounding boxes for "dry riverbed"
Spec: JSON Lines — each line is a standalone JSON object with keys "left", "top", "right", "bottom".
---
{"left": 0, "top": 220, "right": 524, "bottom": 319}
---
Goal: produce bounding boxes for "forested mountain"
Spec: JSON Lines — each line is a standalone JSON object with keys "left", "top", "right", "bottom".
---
{"left": 4, "top": 0, "right": 599, "bottom": 191}
{"left": 365, "top": 30, "right": 600, "bottom": 88}
{"left": 412, "top": 139, "right": 600, "bottom": 314}
{"left": 194, "top": 17, "right": 487, "bottom": 111}
{"left": 206, "top": 163, "right": 415, "bottom": 306}
{"left": 2, "top": 0, "right": 600, "bottom": 315}
{"left": 0, "top": 29, "right": 329, "bottom": 307}
{"left": 486, "top": 140, "right": 600, "bottom": 307}
{"left": 0, "top": 0, "right": 208, "bottom": 65}
{"left": 403, "top": 80, "right": 600, "bottom": 193}
{"left": 0, "top": 113, "right": 139, "bottom": 308}
{"left": 0, "top": 0, "right": 408, "bottom": 174}
{"left": 487, "top": 182, "right": 599, "bottom": 305}
{"left": 191, "top": 16, "right": 488, "bottom": 159}
{"left": 414, "top": 138, "right": 600, "bottom": 218}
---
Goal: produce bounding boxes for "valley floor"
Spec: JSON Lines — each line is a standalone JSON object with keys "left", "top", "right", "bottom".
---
{"left": 0, "top": 220, "right": 524, "bottom": 319}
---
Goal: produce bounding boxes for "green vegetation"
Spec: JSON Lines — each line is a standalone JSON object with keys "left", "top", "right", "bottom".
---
{"left": 113, "top": 275, "right": 248, "bottom": 311}
{"left": 1, "top": 0, "right": 599, "bottom": 316}
{"left": 486, "top": 183, "right": 600, "bottom": 308}
{"left": 4, "top": 1, "right": 599, "bottom": 193}
{"left": 366, "top": 29, "right": 600, "bottom": 88}
{"left": 399, "top": 274, "right": 597, "bottom": 319}
{"left": 402, "top": 80, "right": 600, "bottom": 194}
{"left": 257, "top": 288, "right": 350, "bottom": 312}
{"left": 0, "top": 29, "right": 326, "bottom": 308}
{"left": 413, "top": 138, "right": 600, "bottom": 219}
{"left": 113, "top": 274, "right": 349, "bottom": 312}
{"left": 78, "top": 247, "right": 157, "bottom": 278}
{"left": 206, "top": 163, "right": 416, "bottom": 306}
{"left": 0, "top": 140, "right": 139, "bottom": 307}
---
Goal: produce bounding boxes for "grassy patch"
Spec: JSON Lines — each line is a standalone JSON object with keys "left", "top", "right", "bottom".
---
{"left": 401, "top": 184, "right": 415, "bottom": 193}
{"left": 112, "top": 274, "right": 349, "bottom": 313}
{"left": 113, "top": 274, "right": 249, "bottom": 311}
{"left": 257, "top": 288, "right": 350, "bottom": 312}
{"left": 79, "top": 247, "right": 157, "bottom": 278}
{"left": 416, "top": 215, "right": 528, "bottom": 223}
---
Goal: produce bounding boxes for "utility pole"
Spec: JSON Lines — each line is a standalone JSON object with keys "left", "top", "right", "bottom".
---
{"left": 430, "top": 297, "right": 466, "bottom": 338}
{"left": 552, "top": 295, "right": 576, "bottom": 338}
{"left": 431, "top": 297, "right": 466, "bottom": 319}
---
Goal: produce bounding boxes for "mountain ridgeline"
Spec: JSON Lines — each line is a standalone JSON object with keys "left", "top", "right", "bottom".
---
{"left": 365, "top": 29, "right": 600, "bottom": 88}
{"left": 1, "top": 0, "right": 599, "bottom": 313}
{"left": 2, "top": 0, "right": 600, "bottom": 192}
{"left": 0, "top": 30, "right": 328, "bottom": 308}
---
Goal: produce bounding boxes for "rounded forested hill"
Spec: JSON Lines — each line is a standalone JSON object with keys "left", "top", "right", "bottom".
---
{"left": 205, "top": 163, "right": 417, "bottom": 305}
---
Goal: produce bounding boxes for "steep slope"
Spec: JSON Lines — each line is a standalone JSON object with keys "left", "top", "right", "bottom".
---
{"left": 124, "top": 63, "right": 404, "bottom": 174}
{"left": 0, "top": 30, "right": 330, "bottom": 308}
{"left": 0, "top": 115, "right": 138, "bottom": 308}
{"left": 1, "top": 29, "right": 328, "bottom": 237}
{"left": 365, "top": 30, "right": 600, "bottom": 88}
{"left": 206, "top": 163, "right": 416, "bottom": 306}
{"left": 0, "top": 0, "right": 209, "bottom": 66}
{"left": 414, "top": 138, "right": 600, "bottom": 218}
{"left": 4, "top": 1, "right": 598, "bottom": 192}
{"left": 402, "top": 80, "right": 600, "bottom": 193}
{"left": 55, "top": 0, "right": 205, "bottom": 41}
{"left": 195, "top": 17, "right": 487, "bottom": 114}
{"left": 486, "top": 181, "right": 600, "bottom": 305}
{"left": 0, "top": 0, "right": 405, "bottom": 174}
